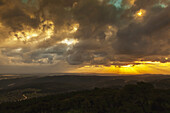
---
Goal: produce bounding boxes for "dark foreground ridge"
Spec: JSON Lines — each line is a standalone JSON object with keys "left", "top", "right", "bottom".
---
{"left": 0, "top": 75, "right": 170, "bottom": 103}
{"left": 0, "top": 82, "right": 170, "bottom": 113}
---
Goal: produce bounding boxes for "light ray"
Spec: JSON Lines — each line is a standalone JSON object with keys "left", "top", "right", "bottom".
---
{"left": 70, "top": 62, "right": 170, "bottom": 75}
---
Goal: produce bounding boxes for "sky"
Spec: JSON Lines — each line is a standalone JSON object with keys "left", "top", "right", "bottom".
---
{"left": 0, "top": 0, "right": 169, "bottom": 74}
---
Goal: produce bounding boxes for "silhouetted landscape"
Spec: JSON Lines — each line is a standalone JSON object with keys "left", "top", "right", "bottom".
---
{"left": 0, "top": 74, "right": 170, "bottom": 113}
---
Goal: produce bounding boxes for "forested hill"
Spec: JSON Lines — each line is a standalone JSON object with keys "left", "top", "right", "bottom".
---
{"left": 0, "top": 82, "right": 170, "bottom": 113}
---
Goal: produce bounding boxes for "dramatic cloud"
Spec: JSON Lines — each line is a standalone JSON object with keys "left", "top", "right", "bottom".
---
{"left": 0, "top": 0, "right": 169, "bottom": 73}
{"left": 114, "top": 6, "right": 170, "bottom": 56}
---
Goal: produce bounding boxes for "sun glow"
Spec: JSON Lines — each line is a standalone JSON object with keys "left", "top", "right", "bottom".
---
{"left": 134, "top": 9, "right": 146, "bottom": 21}
{"left": 138, "top": 9, "right": 146, "bottom": 16}
{"left": 70, "top": 23, "right": 79, "bottom": 33}
{"left": 121, "top": 64, "right": 134, "bottom": 68}
{"left": 26, "top": 34, "right": 38, "bottom": 40}
{"left": 60, "top": 38, "right": 79, "bottom": 45}
{"left": 70, "top": 61, "right": 170, "bottom": 75}
{"left": 15, "top": 48, "right": 22, "bottom": 52}
{"left": 137, "top": 12, "right": 142, "bottom": 16}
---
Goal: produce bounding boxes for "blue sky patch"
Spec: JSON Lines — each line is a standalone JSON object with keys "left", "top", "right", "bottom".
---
{"left": 108, "top": 0, "right": 122, "bottom": 9}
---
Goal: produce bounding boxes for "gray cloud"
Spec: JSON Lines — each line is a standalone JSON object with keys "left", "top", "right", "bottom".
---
{"left": 114, "top": 6, "right": 170, "bottom": 56}
{"left": 0, "top": 0, "right": 40, "bottom": 32}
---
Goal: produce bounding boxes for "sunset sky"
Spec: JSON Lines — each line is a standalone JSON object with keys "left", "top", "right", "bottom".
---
{"left": 0, "top": 0, "right": 169, "bottom": 74}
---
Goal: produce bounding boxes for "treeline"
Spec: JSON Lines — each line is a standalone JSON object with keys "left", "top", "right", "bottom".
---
{"left": 0, "top": 82, "right": 170, "bottom": 113}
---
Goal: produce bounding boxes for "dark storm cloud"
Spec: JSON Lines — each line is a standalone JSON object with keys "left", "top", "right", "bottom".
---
{"left": 141, "top": 56, "right": 170, "bottom": 63}
{"left": 134, "top": 0, "right": 159, "bottom": 9}
{"left": 73, "top": 0, "right": 121, "bottom": 40}
{"left": 0, "top": 0, "right": 169, "bottom": 69}
{"left": 114, "top": 6, "right": 170, "bottom": 56}
{"left": 0, "top": 7, "right": 40, "bottom": 31}
{"left": 38, "top": 0, "right": 78, "bottom": 31}
{"left": 66, "top": 0, "right": 170, "bottom": 65}
{"left": 65, "top": 0, "right": 121, "bottom": 65}
{"left": 66, "top": 39, "right": 101, "bottom": 65}
{"left": 0, "top": 0, "right": 41, "bottom": 32}
{"left": 67, "top": 51, "right": 93, "bottom": 65}
{"left": 73, "top": 0, "right": 118, "bottom": 24}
